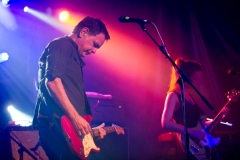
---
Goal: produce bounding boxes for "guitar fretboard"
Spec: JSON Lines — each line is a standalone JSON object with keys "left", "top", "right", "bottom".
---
{"left": 207, "top": 100, "right": 231, "bottom": 133}
{"left": 92, "top": 126, "right": 116, "bottom": 137}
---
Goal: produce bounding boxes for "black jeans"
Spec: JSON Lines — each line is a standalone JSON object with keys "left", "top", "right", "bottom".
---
{"left": 37, "top": 118, "right": 80, "bottom": 160}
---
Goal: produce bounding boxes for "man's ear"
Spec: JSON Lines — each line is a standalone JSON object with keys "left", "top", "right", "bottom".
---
{"left": 79, "top": 27, "right": 89, "bottom": 38}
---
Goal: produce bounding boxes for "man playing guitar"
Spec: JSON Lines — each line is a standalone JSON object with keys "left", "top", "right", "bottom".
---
{"left": 32, "top": 16, "right": 111, "bottom": 160}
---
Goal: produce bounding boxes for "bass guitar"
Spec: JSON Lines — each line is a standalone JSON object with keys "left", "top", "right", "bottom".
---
{"left": 180, "top": 89, "right": 240, "bottom": 160}
{"left": 61, "top": 115, "right": 125, "bottom": 159}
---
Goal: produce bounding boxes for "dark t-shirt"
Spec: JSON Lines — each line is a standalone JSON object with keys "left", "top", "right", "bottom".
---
{"left": 35, "top": 36, "right": 91, "bottom": 120}
{"left": 173, "top": 92, "right": 204, "bottom": 128}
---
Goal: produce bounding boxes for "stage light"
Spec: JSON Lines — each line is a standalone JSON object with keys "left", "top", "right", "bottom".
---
{"left": 7, "top": 105, "right": 14, "bottom": 112}
{"left": 2, "top": 0, "right": 10, "bottom": 7}
{"left": 23, "top": 7, "right": 70, "bottom": 33}
{"left": 24, "top": 6, "right": 29, "bottom": 12}
{"left": 59, "top": 10, "right": 70, "bottom": 22}
{"left": 0, "top": 52, "right": 9, "bottom": 63}
{"left": 7, "top": 105, "right": 33, "bottom": 126}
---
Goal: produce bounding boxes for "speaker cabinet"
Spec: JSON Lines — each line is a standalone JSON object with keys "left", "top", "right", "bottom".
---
{"left": 88, "top": 98, "right": 127, "bottom": 124}
{"left": 0, "top": 126, "right": 48, "bottom": 160}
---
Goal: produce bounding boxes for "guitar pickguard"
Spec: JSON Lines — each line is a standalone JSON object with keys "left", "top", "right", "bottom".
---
{"left": 82, "top": 133, "right": 100, "bottom": 157}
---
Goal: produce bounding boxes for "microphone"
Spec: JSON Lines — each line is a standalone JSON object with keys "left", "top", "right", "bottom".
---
{"left": 228, "top": 69, "right": 240, "bottom": 76}
{"left": 118, "top": 16, "right": 151, "bottom": 24}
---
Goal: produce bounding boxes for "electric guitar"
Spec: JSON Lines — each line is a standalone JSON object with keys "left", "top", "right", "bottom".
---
{"left": 61, "top": 115, "right": 125, "bottom": 159}
{"left": 180, "top": 89, "right": 240, "bottom": 160}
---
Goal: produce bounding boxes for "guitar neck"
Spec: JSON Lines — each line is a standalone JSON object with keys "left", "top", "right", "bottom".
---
{"left": 92, "top": 126, "right": 116, "bottom": 137}
{"left": 207, "top": 100, "right": 231, "bottom": 133}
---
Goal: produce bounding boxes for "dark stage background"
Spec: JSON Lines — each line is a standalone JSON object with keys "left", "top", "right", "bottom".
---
{"left": 0, "top": 0, "right": 240, "bottom": 159}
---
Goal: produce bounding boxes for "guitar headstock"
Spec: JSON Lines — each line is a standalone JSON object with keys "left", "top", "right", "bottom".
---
{"left": 226, "top": 89, "right": 240, "bottom": 102}
{"left": 112, "top": 124, "right": 125, "bottom": 135}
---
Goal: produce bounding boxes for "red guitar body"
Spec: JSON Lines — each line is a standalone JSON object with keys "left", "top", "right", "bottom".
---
{"left": 61, "top": 115, "right": 100, "bottom": 159}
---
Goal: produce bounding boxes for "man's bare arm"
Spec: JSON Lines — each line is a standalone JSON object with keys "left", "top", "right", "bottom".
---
{"left": 45, "top": 77, "right": 91, "bottom": 136}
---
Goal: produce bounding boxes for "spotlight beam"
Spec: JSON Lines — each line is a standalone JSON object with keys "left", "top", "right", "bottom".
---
{"left": 7, "top": 105, "right": 33, "bottom": 126}
{"left": 2, "top": 0, "right": 10, "bottom": 7}
{"left": 24, "top": 6, "right": 71, "bottom": 34}
{"left": 0, "top": 4, "right": 18, "bottom": 30}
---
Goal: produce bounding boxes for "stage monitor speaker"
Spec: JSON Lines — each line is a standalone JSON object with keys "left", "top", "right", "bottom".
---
{"left": 0, "top": 126, "right": 48, "bottom": 160}
{"left": 88, "top": 98, "right": 127, "bottom": 124}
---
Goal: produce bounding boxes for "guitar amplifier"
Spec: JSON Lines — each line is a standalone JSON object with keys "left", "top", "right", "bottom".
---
{"left": 88, "top": 98, "right": 127, "bottom": 124}
{"left": 0, "top": 126, "right": 48, "bottom": 160}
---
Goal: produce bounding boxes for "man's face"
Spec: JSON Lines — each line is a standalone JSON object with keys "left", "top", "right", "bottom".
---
{"left": 77, "top": 29, "right": 106, "bottom": 57}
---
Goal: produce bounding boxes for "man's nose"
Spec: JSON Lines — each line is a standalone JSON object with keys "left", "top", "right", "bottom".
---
{"left": 91, "top": 48, "right": 97, "bottom": 54}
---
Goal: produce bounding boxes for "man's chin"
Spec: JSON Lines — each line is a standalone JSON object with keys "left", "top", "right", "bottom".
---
{"left": 85, "top": 53, "right": 92, "bottom": 56}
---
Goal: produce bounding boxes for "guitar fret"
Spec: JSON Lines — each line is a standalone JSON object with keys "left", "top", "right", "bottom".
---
{"left": 92, "top": 126, "right": 116, "bottom": 137}
{"left": 105, "top": 127, "right": 116, "bottom": 133}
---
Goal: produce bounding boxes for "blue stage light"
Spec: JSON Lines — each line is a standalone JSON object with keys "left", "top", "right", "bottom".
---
{"left": 24, "top": 6, "right": 29, "bottom": 12}
{"left": 1, "top": 0, "right": 10, "bottom": 7}
{"left": 0, "top": 52, "right": 9, "bottom": 63}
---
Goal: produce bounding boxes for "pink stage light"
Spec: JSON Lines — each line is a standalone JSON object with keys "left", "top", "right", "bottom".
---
{"left": 59, "top": 10, "right": 70, "bottom": 22}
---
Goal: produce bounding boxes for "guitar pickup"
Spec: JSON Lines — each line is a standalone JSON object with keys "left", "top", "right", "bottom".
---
{"left": 190, "top": 137, "right": 203, "bottom": 149}
{"left": 190, "top": 145, "right": 199, "bottom": 153}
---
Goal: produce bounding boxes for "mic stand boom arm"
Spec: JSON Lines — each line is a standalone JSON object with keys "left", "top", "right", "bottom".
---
{"left": 138, "top": 24, "right": 214, "bottom": 160}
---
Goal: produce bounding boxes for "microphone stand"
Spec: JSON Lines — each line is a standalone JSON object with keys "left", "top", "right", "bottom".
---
{"left": 137, "top": 23, "right": 214, "bottom": 160}
{"left": 11, "top": 133, "right": 37, "bottom": 160}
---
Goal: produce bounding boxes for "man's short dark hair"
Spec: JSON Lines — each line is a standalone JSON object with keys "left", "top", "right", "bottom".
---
{"left": 72, "top": 16, "right": 110, "bottom": 40}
